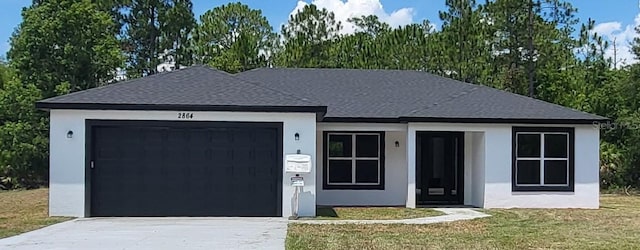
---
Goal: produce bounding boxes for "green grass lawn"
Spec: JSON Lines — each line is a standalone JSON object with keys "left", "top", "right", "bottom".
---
{"left": 313, "top": 207, "right": 444, "bottom": 220}
{"left": 287, "top": 195, "right": 640, "bottom": 249}
{"left": 0, "top": 188, "right": 70, "bottom": 239}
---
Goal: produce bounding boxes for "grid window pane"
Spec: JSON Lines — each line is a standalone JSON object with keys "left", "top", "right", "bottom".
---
{"left": 356, "top": 135, "right": 379, "bottom": 157}
{"left": 329, "top": 135, "right": 352, "bottom": 157}
{"left": 517, "top": 134, "right": 541, "bottom": 157}
{"left": 544, "top": 160, "right": 568, "bottom": 185}
{"left": 545, "top": 134, "right": 568, "bottom": 158}
{"left": 328, "top": 160, "right": 352, "bottom": 183}
{"left": 516, "top": 160, "right": 541, "bottom": 185}
{"left": 355, "top": 160, "right": 378, "bottom": 183}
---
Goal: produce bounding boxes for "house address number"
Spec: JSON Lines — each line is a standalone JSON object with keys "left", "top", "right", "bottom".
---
{"left": 177, "top": 112, "right": 194, "bottom": 119}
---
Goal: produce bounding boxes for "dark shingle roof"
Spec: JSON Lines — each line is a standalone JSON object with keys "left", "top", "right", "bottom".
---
{"left": 37, "top": 65, "right": 325, "bottom": 112}
{"left": 37, "top": 65, "right": 606, "bottom": 123}
{"left": 236, "top": 68, "right": 606, "bottom": 123}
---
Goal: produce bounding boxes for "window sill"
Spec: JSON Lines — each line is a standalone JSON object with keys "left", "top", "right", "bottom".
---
{"left": 512, "top": 186, "right": 574, "bottom": 192}
{"left": 323, "top": 184, "right": 384, "bottom": 190}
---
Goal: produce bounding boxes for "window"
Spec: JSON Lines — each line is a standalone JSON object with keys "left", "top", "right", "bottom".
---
{"left": 512, "top": 127, "right": 574, "bottom": 192}
{"left": 324, "top": 132, "right": 384, "bottom": 189}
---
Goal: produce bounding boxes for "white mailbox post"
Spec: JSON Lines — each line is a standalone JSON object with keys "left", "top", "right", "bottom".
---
{"left": 285, "top": 154, "right": 311, "bottom": 218}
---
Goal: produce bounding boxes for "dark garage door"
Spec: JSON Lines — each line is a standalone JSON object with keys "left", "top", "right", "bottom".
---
{"left": 88, "top": 121, "right": 282, "bottom": 217}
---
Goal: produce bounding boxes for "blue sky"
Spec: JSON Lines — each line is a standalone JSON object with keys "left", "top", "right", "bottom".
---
{"left": 1, "top": 0, "right": 639, "bottom": 64}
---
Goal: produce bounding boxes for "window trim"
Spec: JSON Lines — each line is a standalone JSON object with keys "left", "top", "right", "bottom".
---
{"left": 512, "top": 127, "right": 575, "bottom": 192}
{"left": 323, "top": 131, "right": 385, "bottom": 190}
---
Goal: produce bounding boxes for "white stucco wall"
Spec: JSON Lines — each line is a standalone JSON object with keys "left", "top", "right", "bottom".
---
{"left": 463, "top": 132, "right": 473, "bottom": 205}
{"left": 462, "top": 131, "right": 487, "bottom": 207}
{"left": 48, "top": 109, "right": 317, "bottom": 218}
{"left": 483, "top": 124, "right": 600, "bottom": 208}
{"left": 407, "top": 123, "right": 600, "bottom": 209}
{"left": 471, "top": 132, "right": 486, "bottom": 207}
{"left": 50, "top": 111, "right": 601, "bottom": 216}
{"left": 315, "top": 123, "right": 408, "bottom": 206}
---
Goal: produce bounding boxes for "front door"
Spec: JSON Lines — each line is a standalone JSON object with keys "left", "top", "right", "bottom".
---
{"left": 416, "top": 132, "right": 464, "bottom": 205}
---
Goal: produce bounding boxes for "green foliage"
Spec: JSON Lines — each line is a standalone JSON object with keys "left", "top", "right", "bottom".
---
{"left": 124, "top": 0, "right": 167, "bottom": 77}
{"left": 276, "top": 4, "right": 342, "bottom": 68}
{"left": 4, "top": 0, "right": 124, "bottom": 189}
{"left": 160, "top": 0, "right": 196, "bottom": 69}
{"left": 435, "top": 0, "right": 491, "bottom": 83}
{"left": 123, "top": 0, "right": 195, "bottom": 77}
{"left": 8, "top": 0, "right": 124, "bottom": 98}
{"left": 601, "top": 65, "right": 640, "bottom": 189}
{"left": 372, "top": 23, "right": 433, "bottom": 70}
{"left": 192, "top": 2, "right": 277, "bottom": 73}
{"left": 0, "top": 61, "right": 13, "bottom": 88}
{"left": 0, "top": 65, "right": 46, "bottom": 189}
{"left": 92, "top": 0, "right": 131, "bottom": 36}
{"left": 592, "top": 15, "right": 640, "bottom": 189}
{"left": 348, "top": 15, "right": 390, "bottom": 36}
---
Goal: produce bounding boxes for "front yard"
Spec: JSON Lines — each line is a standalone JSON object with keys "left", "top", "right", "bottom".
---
{"left": 314, "top": 207, "right": 443, "bottom": 220}
{"left": 0, "top": 189, "right": 69, "bottom": 239}
{"left": 288, "top": 195, "right": 640, "bottom": 249}
{"left": 2, "top": 189, "right": 639, "bottom": 249}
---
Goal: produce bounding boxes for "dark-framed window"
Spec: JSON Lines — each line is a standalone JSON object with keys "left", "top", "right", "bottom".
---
{"left": 323, "top": 132, "right": 385, "bottom": 190}
{"left": 512, "top": 127, "right": 574, "bottom": 192}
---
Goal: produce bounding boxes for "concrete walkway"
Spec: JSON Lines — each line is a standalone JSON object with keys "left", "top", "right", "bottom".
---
{"left": 291, "top": 208, "right": 490, "bottom": 225}
{"left": 0, "top": 217, "right": 287, "bottom": 250}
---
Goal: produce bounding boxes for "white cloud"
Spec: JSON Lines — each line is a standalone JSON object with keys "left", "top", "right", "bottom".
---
{"left": 592, "top": 22, "right": 621, "bottom": 36}
{"left": 289, "top": 0, "right": 415, "bottom": 34}
{"left": 592, "top": 14, "right": 640, "bottom": 68}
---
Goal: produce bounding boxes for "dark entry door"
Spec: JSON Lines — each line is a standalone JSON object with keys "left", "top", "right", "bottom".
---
{"left": 88, "top": 121, "right": 282, "bottom": 217}
{"left": 416, "top": 132, "right": 464, "bottom": 205}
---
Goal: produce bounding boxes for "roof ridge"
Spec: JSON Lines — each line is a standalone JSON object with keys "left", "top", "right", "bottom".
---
{"left": 255, "top": 67, "right": 423, "bottom": 73}
{"left": 230, "top": 70, "right": 324, "bottom": 107}
{"left": 195, "top": 66, "right": 325, "bottom": 107}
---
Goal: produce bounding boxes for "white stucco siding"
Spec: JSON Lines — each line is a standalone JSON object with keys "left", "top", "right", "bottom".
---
{"left": 463, "top": 132, "right": 474, "bottom": 205}
{"left": 482, "top": 124, "right": 600, "bottom": 209}
{"left": 49, "top": 112, "right": 87, "bottom": 217}
{"left": 48, "top": 109, "right": 317, "bottom": 218}
{"left": 471, "top": 132, "right": 486, "bottom": 207}
{"left": 407, "top": 123, "right": 600, "bottom": 209}
{"left": 315, "top": 123, "right": 408, "bottom": 206}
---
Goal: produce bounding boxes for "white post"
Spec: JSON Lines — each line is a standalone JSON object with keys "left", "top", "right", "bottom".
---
{"left": 406, "top": 125, "right": 416, "bottom": 208}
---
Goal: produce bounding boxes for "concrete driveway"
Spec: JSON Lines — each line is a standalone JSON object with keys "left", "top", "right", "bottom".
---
{"left": 0, "top": 217, "right": 288, "bottom": 250}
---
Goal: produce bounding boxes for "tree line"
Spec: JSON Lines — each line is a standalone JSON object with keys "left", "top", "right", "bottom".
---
{"left": 0, "top": 0, "right": 638, "bottom": 190}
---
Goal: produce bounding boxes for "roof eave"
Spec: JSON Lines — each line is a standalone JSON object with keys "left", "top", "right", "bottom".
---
{"left": 398, "top": 117, "right": 608, "bottom": 124}
{"left": 35, "top": 102, "right": 328, "bottom": 114}
{"left": 319, "top": 116, "right": 609, "bottom": 124}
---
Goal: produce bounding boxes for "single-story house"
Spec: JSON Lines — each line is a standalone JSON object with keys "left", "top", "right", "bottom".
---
{"left": 37, "top": 65, "right": 606, "bottom": 217}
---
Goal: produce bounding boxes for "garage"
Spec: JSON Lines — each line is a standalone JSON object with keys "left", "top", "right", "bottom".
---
{"left": 38, "top": 66, "right": 322, "bottom": 217}
{"left": 87, "top": 120, "right": 283, "bottom": 217}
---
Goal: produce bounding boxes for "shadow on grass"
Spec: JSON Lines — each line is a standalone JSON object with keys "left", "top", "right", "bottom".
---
{"left": 316, "top": 207, "right": 339, "bottom": 218}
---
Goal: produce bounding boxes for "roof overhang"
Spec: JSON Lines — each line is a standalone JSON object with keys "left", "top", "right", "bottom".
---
{"left": 35, "top": 102, "right": 607, "bottom": 125}
{"left": 321, "top": 116, "right": 608, "bottom": 124}
{"left": 35, "top": 102, "right": 328, "bottom": 115}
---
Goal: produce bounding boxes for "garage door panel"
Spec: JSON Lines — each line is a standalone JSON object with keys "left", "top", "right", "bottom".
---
{"left": 231, "top": 130, "right": 253, "bottom": 144}
{"left": 90, "top": 122, "right": 282, "bottom": 217}
{"left": 254, "top": 130, "right": 277, "bottom": 146}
